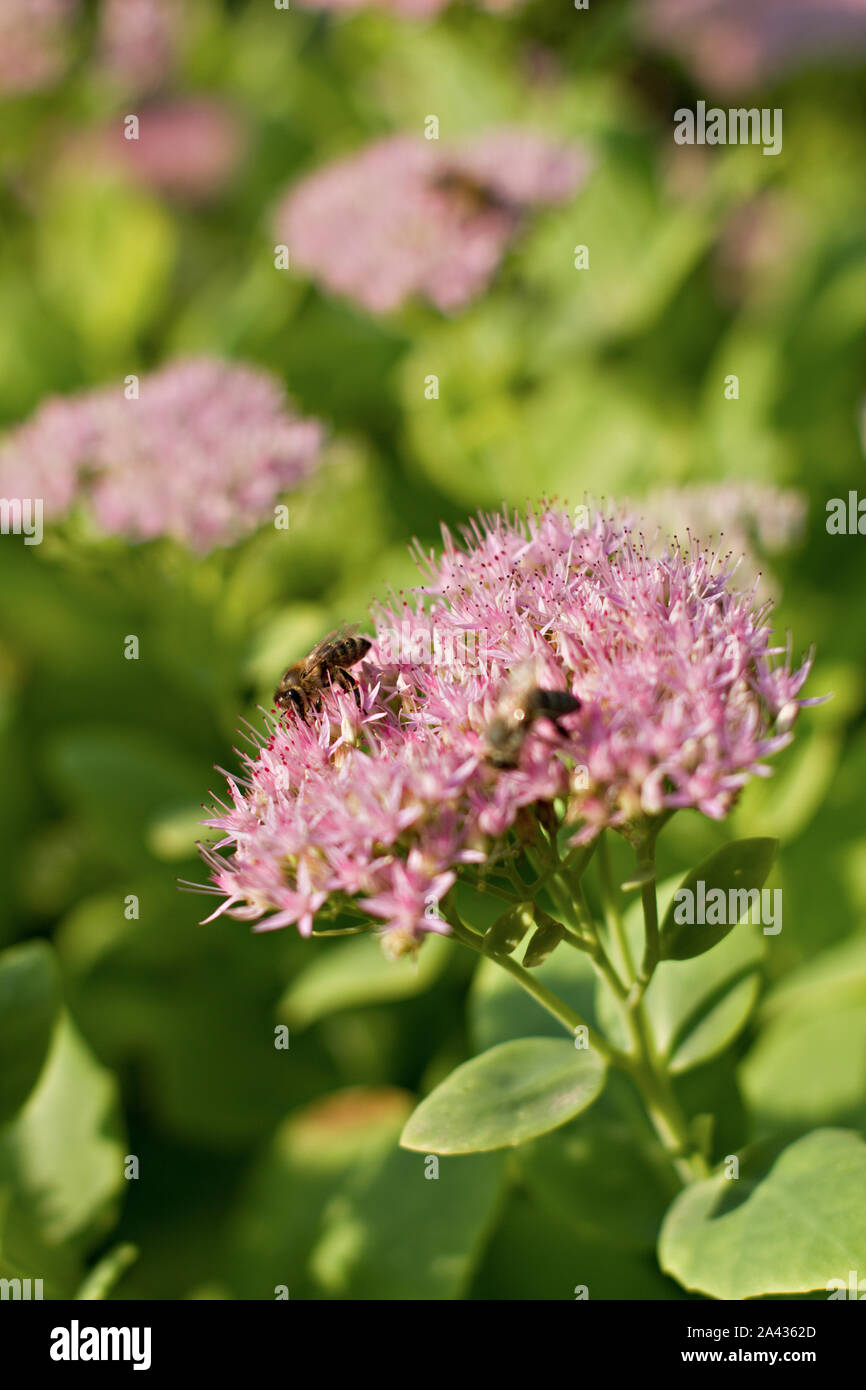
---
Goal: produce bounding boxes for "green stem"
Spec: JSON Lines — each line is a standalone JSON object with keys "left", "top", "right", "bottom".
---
{"left": 623, "top": 832, "right": 709, "bottom": 1183}
{"left": 598, "top": 830, "right": 636, "bottom": 978}
{"left": 449, "top": 915, "right": 624, "bottom": 1067}
{"left": 637, "top": 829, "right": 661, "bottom": 986}
{"left": 453, "top": 819, "right": 709, "bottom": 1187}
{"left": 626, "top": 1046, "right": 709, "bottom": 1185}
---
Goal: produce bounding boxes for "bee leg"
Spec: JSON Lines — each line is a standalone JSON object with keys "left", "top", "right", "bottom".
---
{"left": 335, "top": 667, "right": 362, "bottom": 708}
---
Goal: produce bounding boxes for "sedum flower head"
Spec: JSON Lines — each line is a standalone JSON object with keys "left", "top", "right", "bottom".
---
{"left": 637, "top": 480, "right": 807, "bottom": 595}
{"left": 275, "top": 129, "right": 591, "bottom": 314}
{"left": 98, "top": 0, "right": 181, "bottom": 94}
{"left": 0, "top": 0, "right": 79, "bottom": 96}
{"left": 0, "top": 358, "right": 324, "bottom": 552}
{"left": 200, "top": 504, "right": 814, "bottom": 948}
{"left": 642, "top": 0, "right": 866, "bottom": 93}
{"left": 97, "top": 98, "right": 245, "bottom": 202}
{"left": 295, "top": 0, "right": 520, "bottom": 13}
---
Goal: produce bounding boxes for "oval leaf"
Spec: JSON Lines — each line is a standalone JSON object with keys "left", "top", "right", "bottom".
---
{"left": 0, "top": 1015, "right": 125, "bottom": 1245}
{"left": 660, "top": 837, "right": 778, "bottom": 961}
{"left": 0, "top": 942, "right": 61, "bottom": 1128}
{"left": 279, "top": 931, "right": 452, "bottom": 1030}
{"left": 659, "top": 1128, "right": 866, "bottom": 1299}
{"left": 400, "top": 1038, "right": 606, "bottom": 1155}
{"left": 597, "top": 879, "right": 765, "bottom": 1074}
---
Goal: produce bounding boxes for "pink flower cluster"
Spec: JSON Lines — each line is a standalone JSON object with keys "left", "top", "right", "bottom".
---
{"left": 98, "top": 0, "right": 180, "bottom": 94}
{"left": 643, "top": 0, "right": 866, "bottom": 93}
{"left": 295, "top": 0, "right": 519, "bottom": 13}
{"left": 0, "top": 0, "right": 78, "bottom": 96}
{"left": 200, "top": 505, "right": 813, "bottom": 949}
{"left": 97, "top": 98, "right": 245, "bottom": 202}
{"left": 637, "top": 480, "right": 807, "bottom": 595}
{"left": 0, "top": 358, "right": 324, "bottom": 552}
{"left": 275, "top": 129, "right": 591, "bottom": 313}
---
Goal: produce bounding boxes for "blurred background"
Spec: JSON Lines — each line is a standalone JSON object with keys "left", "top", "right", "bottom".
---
{"left": 0, "top": 0, "right": 865, "bottom": 1300}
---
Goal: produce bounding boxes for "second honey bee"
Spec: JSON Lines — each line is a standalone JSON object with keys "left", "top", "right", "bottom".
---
{"left": 431, "top": 169, "right": 516, "bottom": 218}
{"left": 484, "top": 663, "right": 581, "bottom": 769}
{"left": 274, "top": 627, "right": 371, "bottom": 721}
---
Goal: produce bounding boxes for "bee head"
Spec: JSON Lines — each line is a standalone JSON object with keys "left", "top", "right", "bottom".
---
{"left": 275, "top": 681, "right": 306, "bottom": 718}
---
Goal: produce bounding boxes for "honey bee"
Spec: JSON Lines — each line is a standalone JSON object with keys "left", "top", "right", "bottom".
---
{"left": 431, "top": 169, "right": 516, "bottom": 217}
{"left": 484, "top": 663, "right": 581, "bottom": 769}
{"left": 274, "top": 626, "right": 371, "bottom": 720}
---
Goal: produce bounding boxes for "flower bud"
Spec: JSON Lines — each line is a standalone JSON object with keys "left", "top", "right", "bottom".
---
{"left": 483, "top": 907, "right": 532, "bottom": 958}
{"left": 523, "top": 918, "right": 565, "bottom": 968}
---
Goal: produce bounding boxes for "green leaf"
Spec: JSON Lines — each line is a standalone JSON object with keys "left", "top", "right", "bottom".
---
{"left": 471, "top": 1187, "right": 686, "bottom": 1301}
{"left": 46, "top": 727, "right": 208, "bottom": 870}
{"left": 659, "top": 1129, "right": 866, "bottom": 1300}
{"left": 310, "top": 1145, "right": 505, "bottom": 1300}
{"left": 598, "top": 876, "right": 765, "bottom": 1073}
{"left": 742, "top": 1006, "right": 866, "bottom": 1131}
{"left": 740, "top": 936, "right": 866, "bottom": 1129}
{"left": 0, "top": 942, "right": 61, "bottom": 1127}
{"left": 279, "top": 931, "right": 452, "bottom": 1031}
{"left": 516, "top": 1081, "right": 678, "bottom": 1252}
{"left": 230, "top": 1087, "right": 413, "bottom": 1299}
{"left": 659, "top": 837, "right": 778, "bottom": 961}
{"left": 76, "top": 1243, "right": 138, "bottom": 1300}
{"left": 0, "top": 1015, "right": 125, "bottom": 1247}
{"left": 400, "top": 1038, "right": 607, "bottom": 1155}
{"left": 38, "top": 175, "right": 174, "bottom": 359}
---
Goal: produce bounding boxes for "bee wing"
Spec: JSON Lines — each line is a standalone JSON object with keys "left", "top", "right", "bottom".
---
{"left": 301, "top": 622, "right": 363, "bottom": 673}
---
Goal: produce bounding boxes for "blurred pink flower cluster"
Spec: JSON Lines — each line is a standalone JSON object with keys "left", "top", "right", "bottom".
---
{"left": 295, "top": 0, "right": 518, "bottom": 14}
{"left": 200, "top": 505, "right": 812, "bottom": 949}
{"left": 97, "top": 98, "right": 245, "bottom": 202}
{"left": 0, "top": 358, "right": 324, "bottom": 552}
{"left": 643, "top": 0, "right": 866, "bottom": 92}
{"left": 276, "top": 129, "right": 591, "bottom": 313}
{"left": 0, "top": 0, "right": 79, "bottom": 96}
{"left": 637, "top": 480, "right": 807, "bottom": 594}
{"left": 98, "top": 0, "right": 180, "bottom": 93}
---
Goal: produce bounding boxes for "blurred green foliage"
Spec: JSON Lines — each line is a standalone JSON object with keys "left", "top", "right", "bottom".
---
{"left": 0, "top": 0, "right": 865, "bottom": 1300}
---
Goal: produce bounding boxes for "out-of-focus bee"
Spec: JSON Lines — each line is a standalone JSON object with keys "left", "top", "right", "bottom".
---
{"left": 430, "top": 169, "right": 516, "bottom": 218}
{"left": 484, "top": 663, "right": 581, "bottom": 769}
{"left": 274, "top": 626, "right": 371, "bottom": 720}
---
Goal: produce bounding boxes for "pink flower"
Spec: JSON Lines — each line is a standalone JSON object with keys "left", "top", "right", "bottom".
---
{"left": 97, "top": 99, "right": 246, "bottom": 202}
{"left": 297, "top": 0, "right": 449, "bottom": 12}
{"left": 0, "top": 358, "right": 324, "bottom": 553}
{"left": 98, "top": 0, "right": 181, "bottom": 94}
{"left": 636, "top": 481, "right": 807, "bottom": 595}
{"left": 0, "top": 0, "right": 78, "bottom": 96}
{"left": 642, "top": 0, "right": 866, "bottom": 93}
{"left": 199, "top": 504, "right": 814, "bottom": 949}
{"left": 275, "top": 129, "right": 591, "bottom": 314}
{"left": 295, "top": 0, "right": 520, "bottom": 14}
